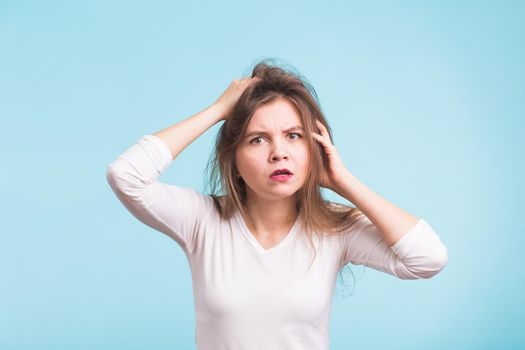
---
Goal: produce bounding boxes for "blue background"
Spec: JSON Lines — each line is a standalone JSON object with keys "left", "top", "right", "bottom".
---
{"left": 1, "top": 0, "right": 523, "bottom": 349}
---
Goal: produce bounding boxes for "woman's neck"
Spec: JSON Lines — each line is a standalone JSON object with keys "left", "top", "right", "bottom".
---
{"left": 243, "top": 198, "right": 298, "bottom": 236}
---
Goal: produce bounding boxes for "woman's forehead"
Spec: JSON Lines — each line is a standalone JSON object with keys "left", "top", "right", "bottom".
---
{"left": 248, "top": 99, "right": 303, "bottom": 130}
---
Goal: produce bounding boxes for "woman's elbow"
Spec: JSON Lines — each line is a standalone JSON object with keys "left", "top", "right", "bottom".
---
{"left": 400, "top": 245, "right": 449, "bottom": 280}
{"left": 416, "top": 245, "right": 449, "bottom": 279}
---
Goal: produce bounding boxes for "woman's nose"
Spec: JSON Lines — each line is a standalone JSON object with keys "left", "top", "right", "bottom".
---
{"left": 271, "top": 153, "right": 288, "bottom": 161}
{"left": 270, "top": 141, "right": 289, "bottom": 161}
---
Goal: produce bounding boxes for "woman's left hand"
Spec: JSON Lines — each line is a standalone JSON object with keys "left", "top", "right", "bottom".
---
{"left": 310, "top": 119, "right": 349, "bottom": 192}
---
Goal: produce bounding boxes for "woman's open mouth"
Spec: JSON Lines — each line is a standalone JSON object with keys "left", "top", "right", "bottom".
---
{"left": 270, "top": 168, "right": 293, "bottom": 182}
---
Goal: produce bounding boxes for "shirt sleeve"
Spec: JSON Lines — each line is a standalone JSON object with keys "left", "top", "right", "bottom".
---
{"left": 105, "top": 134, "right": 215, "bottom": 256}
{"left": 339, "top": 215, "right": 448, "bottom": 279}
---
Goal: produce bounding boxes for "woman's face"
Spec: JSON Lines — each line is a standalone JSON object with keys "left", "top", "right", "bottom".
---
{"left": 235, "top": 97, "right": 310, "bottom": 204}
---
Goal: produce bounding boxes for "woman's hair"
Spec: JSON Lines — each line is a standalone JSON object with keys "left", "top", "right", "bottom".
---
{"left": 204, "top": 58, "right": 366, "bottom": 296}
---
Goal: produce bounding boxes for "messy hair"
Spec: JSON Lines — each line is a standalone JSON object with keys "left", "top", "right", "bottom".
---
{"left": 204, "top": 58, "right": 366, "bottom": 296}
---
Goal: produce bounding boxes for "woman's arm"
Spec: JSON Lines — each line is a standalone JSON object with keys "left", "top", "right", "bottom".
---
{"left": 154, "top": 77, "right": 261, "bottom": 160}
{"left": 105, "top": 103, "right": 225, "bottom": 254}
{"left": 340, "top": 215, "right": 447, "bottom": 279}
{"left": 105, "top": 78, "right": 260, "bottom": 254}
{"left": 334, "top": 170, "right": 420, "bottom": 247}
{"left": 106, "top": 135, "right": 216, "bottom": 254}
{"left": 335, "top": 171, "right": 448, "bottom": 279}
{"left": 153, "top": 103, "right": 226, "bottom": 160}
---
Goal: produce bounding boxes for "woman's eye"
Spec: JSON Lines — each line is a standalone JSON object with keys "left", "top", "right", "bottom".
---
{"left": 249, "top": 133, "right": 302, "bottom": 144}
{"left": 250, "top": 137, "right": 264, "bottom": 144}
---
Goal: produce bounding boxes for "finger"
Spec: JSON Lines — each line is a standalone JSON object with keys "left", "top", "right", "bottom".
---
{"left": 311, "top": 131, "right": 335, "bottom": 155}
{"left": 315, "top": 119, "right": 333, "bottom": 144}
{"left": 311, "top": 132, "right": 329, "bottom": 147}
{"left": 311, "top": 131, "right": 322, "bottom": 141}
{"left": 315, "top": 119, "right": 327, "bottom": 136}
{"left": 315, "top": 119, "right": 329, "bottom": 134}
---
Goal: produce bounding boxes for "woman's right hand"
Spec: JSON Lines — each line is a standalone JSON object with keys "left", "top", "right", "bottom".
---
{"left": 212, "top": 77, "right": 261, "bottom": 121}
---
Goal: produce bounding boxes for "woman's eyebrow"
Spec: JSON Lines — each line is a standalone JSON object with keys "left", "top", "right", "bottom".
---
{"left": 244, "top": 125, "right": 304, "bottom": 139}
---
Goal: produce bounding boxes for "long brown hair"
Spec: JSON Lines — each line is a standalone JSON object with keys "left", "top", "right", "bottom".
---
{"left": 204, "top": 58, "right": 366, "bottom": 296}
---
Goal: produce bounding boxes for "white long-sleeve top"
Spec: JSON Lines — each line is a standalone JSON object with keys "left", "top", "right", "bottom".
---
{"left": 106, "top": 134, "right": 448, "bottom": 350}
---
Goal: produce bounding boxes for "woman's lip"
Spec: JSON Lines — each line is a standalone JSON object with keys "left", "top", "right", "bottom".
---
{"left": 271, "top": 169, "right": 293, "bottom": 176}
{"left": 270, "top": 171, "right": 293, "bottom": 176}
{"left": 270, "top": 174, "right": 293, "bottom": 182}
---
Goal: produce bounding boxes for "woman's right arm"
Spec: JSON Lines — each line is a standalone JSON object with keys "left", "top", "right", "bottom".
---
{"left": 105, "top": 78, "right": 260, "bottom": 255}
{"left": 153, "top": 103, "right": 226, "bottom": 160}
{"left": 105, "top": 104, "right": 224, "bottom": 255}
{"left": 154, "top": 77, "right": 261, "bottom": 159}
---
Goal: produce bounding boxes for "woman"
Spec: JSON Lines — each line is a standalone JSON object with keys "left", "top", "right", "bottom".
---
{"left": 106, "top": 60, "right": 448, "bottom": 350}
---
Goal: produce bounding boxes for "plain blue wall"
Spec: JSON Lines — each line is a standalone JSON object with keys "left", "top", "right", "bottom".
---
{"left": 1, "top": 0, "right": 523, "bottom": 349}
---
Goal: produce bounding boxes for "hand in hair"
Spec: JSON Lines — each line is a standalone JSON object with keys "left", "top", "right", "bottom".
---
{"left": 311, "top": 119, "right": 349, "bottom": 192}
{"left": 213, "top": 77, "right": 262, "bottom": 121}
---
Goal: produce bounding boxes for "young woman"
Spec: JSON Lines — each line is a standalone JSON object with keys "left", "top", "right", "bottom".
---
{"left": 106, "top": 60, "right": 448, "bottom": 350}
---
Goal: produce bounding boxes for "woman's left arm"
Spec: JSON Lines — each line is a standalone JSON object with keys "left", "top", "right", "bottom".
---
{"left": 312, "top": 118, "right": 441, "bottom": 247}
{"left": 311, "top": 119, "right": 448, "bottom": 278}
{"left": 334, "top": 170, "right": 449, "bottom": 279}
{"left": 334, "top": 170, "right": 419, "bottom": 247}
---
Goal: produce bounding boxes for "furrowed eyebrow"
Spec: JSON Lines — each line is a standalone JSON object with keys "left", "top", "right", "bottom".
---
{"left": 244, "top": 125, "right": 304, "bottom": 139}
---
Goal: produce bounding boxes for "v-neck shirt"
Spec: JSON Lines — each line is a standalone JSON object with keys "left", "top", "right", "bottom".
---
{"left": 106, "top": 134, "right": 449, "bottom": 350}
{"left": 235, "top": 210, "right": 301, "bottom": 255}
